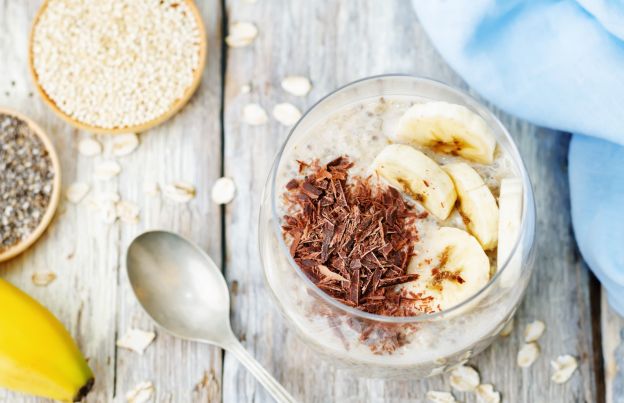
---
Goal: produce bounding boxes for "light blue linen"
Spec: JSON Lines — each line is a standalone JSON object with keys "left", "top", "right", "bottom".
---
{"left": 412, "top": 0, "right": 624, "bottom": 314}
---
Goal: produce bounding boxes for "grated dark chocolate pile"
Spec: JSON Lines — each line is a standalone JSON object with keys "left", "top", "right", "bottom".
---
{"left": 282, "top": 156, "right": 431, "bottom": 317}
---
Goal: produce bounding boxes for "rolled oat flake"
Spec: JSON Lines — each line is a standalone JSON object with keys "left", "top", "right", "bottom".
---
{"left": 0, "top": 114, "right": 54, "bottom": 252}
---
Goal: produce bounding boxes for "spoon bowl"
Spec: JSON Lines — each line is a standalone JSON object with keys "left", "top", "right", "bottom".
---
{"left": 126, "top": 230, "right": 231, "bottom": 345}
{"left": 126, "top": 230, "right": 296, "bottom": 403}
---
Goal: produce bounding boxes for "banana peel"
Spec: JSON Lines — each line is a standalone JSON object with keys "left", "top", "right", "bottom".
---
{"left": 0, "top": 278, "right": 94, "bottom": 401}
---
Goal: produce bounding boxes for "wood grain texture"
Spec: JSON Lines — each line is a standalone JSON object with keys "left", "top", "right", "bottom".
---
{"left": 0, "top": 0, "right": 223, "bottom": 401}
{"left": 0, "top": 0, "right": 115, "bottom": 401}
{"left": 603, "top": 289, "right": 624, "bottom": 403}
{"left": 113, "top": 0, "right": 224, "bottom": 401}
{"left": 0, "top": 0, "right": 608, "bottom": 402}
{"left": 222, "top": 0, "right": 599, "bottom": 402}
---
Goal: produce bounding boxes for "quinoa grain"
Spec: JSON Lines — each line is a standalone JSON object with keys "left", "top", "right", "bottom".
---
{"left": 32, "top": 0, "right": 202, "bottom": 129}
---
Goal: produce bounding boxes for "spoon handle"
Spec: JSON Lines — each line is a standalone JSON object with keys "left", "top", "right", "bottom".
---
{"left": 227, "top": 339, "right": 297, "bottom": 403}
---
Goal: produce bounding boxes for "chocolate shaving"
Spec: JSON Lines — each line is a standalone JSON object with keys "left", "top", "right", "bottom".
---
{"left": 282, "top": 156, "right": 428, "bottom": 317}
{"left": 286, "top": 179, "right": 300, "bottom": 190}
{"left": 297, "top": 160, "right": 310, "bottom": 173}
{"left": 378, "top": 274, "right": 420, "bottom": 288}
{"left": 301, "top": 181, "right": 323, "bottom": 199}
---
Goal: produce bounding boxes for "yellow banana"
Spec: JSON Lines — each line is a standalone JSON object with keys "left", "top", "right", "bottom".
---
{"left": 443, "top": 162, "right": 499, "bottom": 250}
{"left": 0, "top": 278, "right": 93, "bottom": 401}
{"left": 406, "top": 227, "right": 490, "bottom": 312}
{"left": 393, "top": 101, "right": 497, "bottom": 164}
{"left": 497, "top": 178, "right": 524, "bottom": 288}
{"left": 371, "top": 144, "right": 457, "bottom": 220}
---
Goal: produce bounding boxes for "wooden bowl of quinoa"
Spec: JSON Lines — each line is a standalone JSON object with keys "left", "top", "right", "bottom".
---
{"left": 28, "top": 0, "right": 207, "bottom": 135}
{"left": 0, "top": 107, "right": 61, "bottom": 263}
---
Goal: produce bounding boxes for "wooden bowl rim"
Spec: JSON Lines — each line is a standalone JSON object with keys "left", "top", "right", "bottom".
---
{"left": 0, "top": 107, "right": 62, "bottom": 263}
{"left": 28, "top": 0, "right": 207, "bottom": 135}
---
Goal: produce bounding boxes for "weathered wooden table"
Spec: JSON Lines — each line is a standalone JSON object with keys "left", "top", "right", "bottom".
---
{"left": 0, "top": 1, "right": 619, "bottom": 401}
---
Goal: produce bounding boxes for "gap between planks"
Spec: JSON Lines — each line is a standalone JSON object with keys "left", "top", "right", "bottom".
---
{"left": 219, "top": 0, "right": 230, "bottom": 395}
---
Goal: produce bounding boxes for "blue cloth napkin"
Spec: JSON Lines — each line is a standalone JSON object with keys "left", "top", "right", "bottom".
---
{"left": 412, "top": 0, "right": 624, "bottom": 314}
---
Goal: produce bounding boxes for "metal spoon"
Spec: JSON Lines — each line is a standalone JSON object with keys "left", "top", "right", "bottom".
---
{"left": 126, "top": 230, "right": 296, "bottom": 403}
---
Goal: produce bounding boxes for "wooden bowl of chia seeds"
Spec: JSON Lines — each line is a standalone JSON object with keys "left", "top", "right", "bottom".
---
{"left": 0, "top": 107, "right": 61, "bottom": 263}
{"left": 28, "top": 0, "right": 207, "bottom": 135}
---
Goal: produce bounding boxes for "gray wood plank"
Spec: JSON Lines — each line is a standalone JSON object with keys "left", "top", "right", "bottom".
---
{"left": 0, "top": 0, "right": 117, "bottom": 401}
{"left": 222, "top": 0, "right": 598, "bottom": 402}
{"left": 603, "top": 289, "right": 624, "bottom": 403}
{"left": 0, "top": 0, "right": 224, "bottom": 401}
{"left": 113, "top": 0, "right": 224, "bottom": 401}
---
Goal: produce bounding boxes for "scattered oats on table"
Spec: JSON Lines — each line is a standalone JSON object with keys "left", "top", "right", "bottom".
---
{"left": 163, "top": 182, "right": 196, "bottom": 203}
{"left": 110, "top": 133, "right": 140, "bottom": 157}
{"left": 281, "top": 76, "right": 312, "bottom": 96}
{"left": 272, "top": 103, "right": 302, "bottom": 126}
{"left": 524, "top": 320, "right": 545, "bottom": 342}
{"left": 116, "top": 328, "right": 156, "bottom": 354}
{"left": 475, "top": 384, "right": 501, "bottom": 403}
{"left": 32, "top": 0, "right": 201, "bottom": 129}
{"left": 449, "top": 365, "right": 480, "bottom": 392}
{"left": 89, "top": 191, "right": 121, "bottom": 224}
{"left": 225, "top": 21, "right": 258, "bottom": 47}
{"left": 126, "top": 381, "right": 154, "bottom": 403}
{"left": 0, "top": 114, "right": 54, "bottom": 253}
{"left": 116, "top": 201, "right": 140, "bottom": 224}
{"left": 194, "top": 371, "right": 220, "bottom": 396}
{"left": 551, "top": 354, "right": 578, "bottom": 383}
{"left": 66, "top": 182, "right": 90, "bottom": 204}
{"left": 517, "top": 342, "right": 540, "bottom": 367}
{"left": 243, "top": 103, "right": 268, "bottom": 126}
{"left": 211, "top": 177, "right": 236, "bottom": 205}
{"left": 98, "top": 203, "right": 118, "bottom": 225}
{"left": 78, "top": 138, "right": 102, "bottom": 157}
{"left": 426, "top": 391, "right": 456, "bottom": 403}
{"left": 31, "top": 271, "right": 57, "bottom": 287}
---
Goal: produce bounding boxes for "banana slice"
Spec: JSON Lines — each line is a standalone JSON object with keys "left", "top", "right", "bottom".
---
{"left": 393, "top": 101, "right": 496, "bottom": 164}
{"left": 444, "top": 163, "right": 499, "bottom": 250}
{"left": 372, "top": 144, "right": 457, "bottom": 220}
{"left": 497, "top": 178, "right": 523, "bottom": 288}
{"left": 406, "top": 227, "right": 490, "bottom": 312}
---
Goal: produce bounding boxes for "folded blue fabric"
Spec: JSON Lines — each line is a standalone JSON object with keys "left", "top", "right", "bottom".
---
{"left": 412, "top": 0, "right": 624, "bottom": 314}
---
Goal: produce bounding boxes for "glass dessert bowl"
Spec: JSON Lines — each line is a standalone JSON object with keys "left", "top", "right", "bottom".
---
{"left": 259, "top": 75, "right": 536, "bottom": 378}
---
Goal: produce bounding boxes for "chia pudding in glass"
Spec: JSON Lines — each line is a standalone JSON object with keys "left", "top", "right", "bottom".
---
{"left": 259, "top": 75, "right": 536, "bottom": 378}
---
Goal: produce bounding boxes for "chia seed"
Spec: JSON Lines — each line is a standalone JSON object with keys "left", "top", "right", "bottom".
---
{"left": 0, "top": 113, "right": 54, "bottom": 252}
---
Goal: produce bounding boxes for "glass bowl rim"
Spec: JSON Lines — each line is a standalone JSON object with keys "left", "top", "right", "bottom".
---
{"left": 268, "top": 73, "right": 535, "bottom": 324}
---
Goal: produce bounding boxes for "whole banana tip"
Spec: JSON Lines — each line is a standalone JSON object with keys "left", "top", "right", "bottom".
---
{"left": 73, "top": 378, "right": 94, "bottom": 402}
